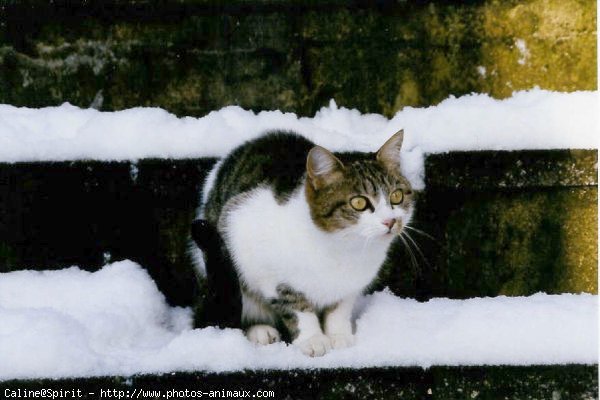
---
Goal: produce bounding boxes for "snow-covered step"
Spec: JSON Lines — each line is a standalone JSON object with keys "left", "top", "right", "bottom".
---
{"left": 0, "top": 90, "right": 597, "bottom": 191}
{"left": 0, "top": 261, "right": 596, "bottom": 381}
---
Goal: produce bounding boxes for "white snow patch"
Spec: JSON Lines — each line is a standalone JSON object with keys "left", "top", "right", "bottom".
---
{"left": 476, "top": 66, "right": 487, "bottom": 77}
{"left": 0, "top": 262, "right": 597, "bottom": 380}
{"left": 0, "top": 89, "right": 597, "bottom": 190}
{"left": 515, "top": 39, "right": 531, "bottom": 65}
{"left": 129, "top": 162, "right": 139, "bottom": 182}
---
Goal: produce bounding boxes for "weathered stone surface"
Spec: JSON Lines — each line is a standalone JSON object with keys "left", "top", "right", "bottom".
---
{"left": 416, "top": 186, "right": 598, "bottom": 297}
{"left": 478, "top": 0, "right": 597, "bottom": 98}
{"left": 1, "top": 365, "right": 597, "bottom": 400}
{"left": 402, "top": 150, "right": 599, "bottom": 298}
{"left": 0, "top": 1, "right": 595, "bottom": 117}
{"left": 425, "top": 150, "right": 598, "bottom": 190}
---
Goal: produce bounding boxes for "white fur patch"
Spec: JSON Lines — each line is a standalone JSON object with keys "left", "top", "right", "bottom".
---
{"left": 199, "top": 159, "right": 224, "bottom": 219}
{"left": 324, "top": 295, "right": 355, "bottom": 337}
{"left": 221, "top": 184, "right": 412, "bottom": 308}
{"left": 294, "top": 333, "right": 332, "bottom": 357}
{"left": 246, "top": 325, "right": 281, "bottom": 345}
{"left": 293, "top": 311, "right": 323, "bottom": 343}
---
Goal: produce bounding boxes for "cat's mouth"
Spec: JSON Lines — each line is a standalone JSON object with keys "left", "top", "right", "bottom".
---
{"left": 382, "top": 226, "right": 400, "bottom": 237}
{"left": 386, "top": 223, "right": 404, "bottom": 236}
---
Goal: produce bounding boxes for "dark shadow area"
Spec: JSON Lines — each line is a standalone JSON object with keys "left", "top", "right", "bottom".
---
{"left": 0, "top": 159, "right": 216, "bottom": 307}
{"left": 0, "top": 365, "right": 596, "bottom": 400}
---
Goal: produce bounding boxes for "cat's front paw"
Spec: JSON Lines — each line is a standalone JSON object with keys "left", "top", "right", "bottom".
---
{"left": 328, "top": 333, "right": 355, "bottom": 349}
{"left": 294, "top": 334, "right": 332, "bottom": 357}
{"left": 246, "top": 325, "right": 281, "bottom": 345}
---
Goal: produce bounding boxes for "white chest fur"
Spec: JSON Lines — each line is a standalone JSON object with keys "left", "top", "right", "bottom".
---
{"left": 221, "top": 186, "right": 393, "bottom": 307}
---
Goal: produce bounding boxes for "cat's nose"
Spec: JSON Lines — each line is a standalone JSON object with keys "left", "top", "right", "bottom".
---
{"left": 382, "top": 218, "right": 396, "bottom": 229}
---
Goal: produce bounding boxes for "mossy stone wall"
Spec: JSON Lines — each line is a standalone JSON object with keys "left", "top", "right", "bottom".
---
{"left": 0, "top": 0, "right": 596, "bottom": 117}
{"left": 407, "top": 150, "right": 598, "bottom": 298}
{"left": 427, "top": 187, "right": 597, "bottom": 297}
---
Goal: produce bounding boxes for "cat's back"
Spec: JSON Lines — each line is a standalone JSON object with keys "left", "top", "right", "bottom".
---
{"left": 203, "top": 131, "right": 315, "bottom": 225}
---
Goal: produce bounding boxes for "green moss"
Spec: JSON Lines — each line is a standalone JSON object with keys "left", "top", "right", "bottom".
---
{"left": 444, "top": 187, "right": 597, "bottom": 297}
{"left": 0, "top": 242, "right": 17, "bottom": 271}
{"left": 557, "top": 187, "right": 598, "bottom": 293}
{"left": 478, "top": 0, "right": 597, "bottom": 97}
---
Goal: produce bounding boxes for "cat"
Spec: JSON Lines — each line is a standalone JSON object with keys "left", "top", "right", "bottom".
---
{"left": 190, "top": 129, "right": 414, "bottom": 357}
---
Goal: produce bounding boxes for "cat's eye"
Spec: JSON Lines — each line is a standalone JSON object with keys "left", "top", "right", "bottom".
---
{"left": 390, "top": 189, "right": 404, "bottom": 205}
{"left": 350, "top": 196, "right": 369, "bottom": 211}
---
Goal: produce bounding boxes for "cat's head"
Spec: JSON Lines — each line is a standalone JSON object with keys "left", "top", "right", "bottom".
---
{"left": 305, "top": 130, "right": 414, "bottom": 240}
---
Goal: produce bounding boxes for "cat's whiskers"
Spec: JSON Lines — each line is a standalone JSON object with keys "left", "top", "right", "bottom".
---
{"left": 398, "top": 233, "right": 418, "bottom": 272}
{"left": 401, "top": 229, "right": 430, "bottom": 268}
{"left": 404, "top": 224, "right": 436, "bottom": 242}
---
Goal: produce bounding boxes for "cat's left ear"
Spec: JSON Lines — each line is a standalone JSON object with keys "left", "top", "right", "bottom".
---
{"left": 376, "top": 129, "right": 404, "bottom": 172}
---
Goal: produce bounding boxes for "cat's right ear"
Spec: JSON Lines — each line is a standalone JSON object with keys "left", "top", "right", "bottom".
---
{"left": 306, "top": 146, "right": 344, "bottom": 189}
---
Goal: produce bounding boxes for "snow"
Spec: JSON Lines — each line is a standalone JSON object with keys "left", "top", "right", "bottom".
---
{"left": 515, "top": 39, "right": 531, "bottom": 65}
{"left": 0, "top": 89, "right": 597, "bottom": 189}
{"left": 0, "top": 261, "right": 596, "bottom": 380}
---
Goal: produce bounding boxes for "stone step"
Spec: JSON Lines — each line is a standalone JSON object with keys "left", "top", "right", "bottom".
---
{"left": 0, "top": 149, "right": 596, "bottom": 307}
{"left": 425, "top": 149, "right": 597, "bottom": 190}
{"left": 410, "top": 149, "right": 598, "bottom": 299}
{"left": 1, "top": 365, "right": 597, "bottom": 400}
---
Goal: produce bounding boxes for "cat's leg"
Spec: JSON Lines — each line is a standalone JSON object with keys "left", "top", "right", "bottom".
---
{"left": 323, "top": 294, "right": 357, "bottom": 349}
{"left": 242, "top": 289, "right": 281, "bottom": 345}
{"left": 272, "top": 284, "right": 332, "bottom": 357}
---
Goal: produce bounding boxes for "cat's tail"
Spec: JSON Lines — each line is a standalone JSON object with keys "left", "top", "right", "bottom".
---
{"left": 188, "top": 159, "right": 222, "bottom": 278}
{"left": 190, "top": 219, "right": 242, "bottom": 329}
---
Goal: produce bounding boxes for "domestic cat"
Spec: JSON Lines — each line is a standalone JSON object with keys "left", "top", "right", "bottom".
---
{"left": 191, "top": 130, "right": 414, "bottom": 357}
